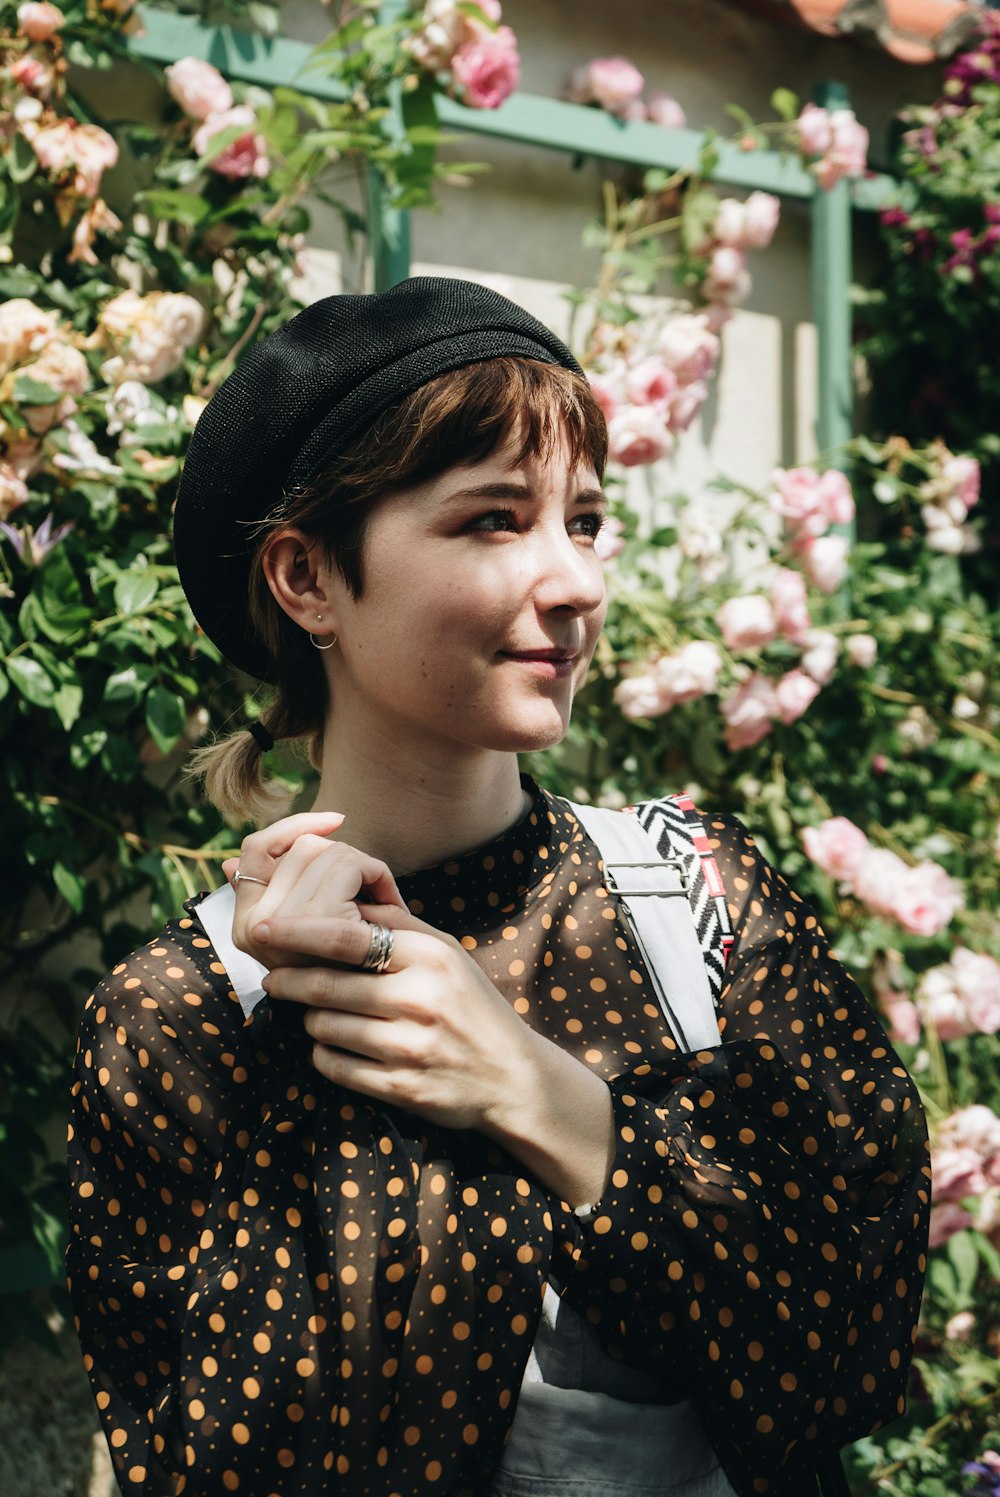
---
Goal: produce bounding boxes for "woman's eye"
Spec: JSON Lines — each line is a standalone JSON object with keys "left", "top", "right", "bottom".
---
{"left": 573, "top": 512, "right": 606, "bottom": 539}
{"left": 468, "top": 509, "right": 519, "bottom": 533}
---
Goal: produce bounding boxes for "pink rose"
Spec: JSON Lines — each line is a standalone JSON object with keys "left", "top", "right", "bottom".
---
{"left": 931, "top": 1146, "right": 988, "bottom": 1203}
{"left": 878, "top": 993, "right": 921, "bottom": 1048}
{"left": 451, "top": 24, "right": 520, "bottom": 109}
{"left": 594, "top": 514, "right": 625, "bottom": 564}
{"left": 771, "top": 567, "right": 810, "bottom": 644}
{"left": 845, "top": 633, "right": 877, "bottom": 669}
{"left": 10, "top": 55, "right": 54, "bottom": 98}
{"left": 816, "top": 468, "right": 856, "bottom": 527}
{"left": 572, "top": 56, "right": 645, "bottom": 115}
{"left": 606, "top": 405, "right": 673, "bottom": 467}
{"left": 797, "top": 103, "right": 833, "bottom": 157}
{"left": 668, "top": 380, "right": 708, "bottom": 433}
{"left": 742, "top": 191, "right": 781, "bottom": 249}
{"left": 614, "top": 671, "right": 672, "bottom": 721}
{"left": 953, "top": 948, "right": 1000, "bottom": 1035}
{"left": 852, "top": 847, "right": 908, "bottom": 919}
{"left": 21, "top": 338, "right": 90, "bottom": 395}
{"left": 703, "top": 244, "right": 750, "bottom": 305}
{"left": 944, "top": 1310, "right": 975, "bottom": 1342}
{"left": 715, "top": 594, "right": 777, "bottom": 651}
{"left": 645, "top": 91, "right": 686, "bottom": 129}
{"left": 941, "top": 1105, "right": 1000, "bottom": 1158}
{"left": 804, "top": 533, "right": 849, "bottom": 593}
{"left": 28, "top": 118, "right": 119, "bottom": 198}
{"left": 0, "top": 298, "right": 59, "bottom": 375}
{"left": 770, "top": 467, "right": 826, "bottom": 537}
{"left": 720, "top": 674, "right": 779, "bottom": 751}
{"left": 927, "top": 1201, "right": 973, "bottom": 1248}
{"left": 165, "top": 57, "right": 235, "bottom": 121}
{"left": 814, "top": 109, "right": 869, "bottom": 190}
{"left": 712, "top": 191, "right": 779, "bottom": 250}
{"left": 586, "top": 372, "right": 618, "bottom": 423}
{"left": 655, "top": 640, "right": 723, "bottom": 705}
{"left": 16, "top": 1, "right": 64, "bottom": 41}
{"left": 919, "top": 965, "right": 975, "bottom": 1042}
{"left": 892, "top": 860, "right": 963, "bottom": 937}
{"left": 192, "top": 106, "right": 270, "bottom": 180}
{"left": 803, "top": 816, "right": 870, "bottom": 881}
{"left": 941, "top": 453, "right": 980, "bottom": 510}
{"left": 800, "top": 629, "right": 838, "bottom": 684}
{"left": 624, "top": 356, "right": 678, "bottom": 408}
{"left": 775, "top": 668, "right": 820, "bottom": 724}
{"left": 658, "top": 314, "right": 719, "bottom": 385}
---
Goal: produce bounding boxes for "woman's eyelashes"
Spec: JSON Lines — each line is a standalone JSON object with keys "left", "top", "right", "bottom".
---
{"left": 466, "top": 507, "right": 607, "bottom": 538}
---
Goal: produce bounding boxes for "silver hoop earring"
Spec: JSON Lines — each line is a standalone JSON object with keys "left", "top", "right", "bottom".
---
{"left": 309, "top": 632, "right": 337, "bottom": 651}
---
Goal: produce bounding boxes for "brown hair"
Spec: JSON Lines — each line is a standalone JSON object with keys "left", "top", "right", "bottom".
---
{"left": 188, "top": 356, "right": 608, "bottom": 826}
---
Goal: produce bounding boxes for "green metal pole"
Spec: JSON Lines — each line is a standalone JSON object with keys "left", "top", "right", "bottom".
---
{"left": 810, "top": 81, "right": 854, "bottom": 463}
{"left": 370, "top": 0, "right": 412, "bottom": 290}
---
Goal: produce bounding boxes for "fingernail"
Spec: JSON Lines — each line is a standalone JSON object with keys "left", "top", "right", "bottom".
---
{"left": 253, "top": 923, "right": 270, "bottom": 944}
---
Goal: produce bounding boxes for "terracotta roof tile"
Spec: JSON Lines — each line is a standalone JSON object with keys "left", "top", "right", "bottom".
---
{"left": 720, "top": 0, "right": 985, "bottom": 61}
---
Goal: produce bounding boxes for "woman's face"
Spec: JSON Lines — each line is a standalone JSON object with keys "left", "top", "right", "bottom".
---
{"left": 321, "top": 426, "right": 608, "bottom": 760}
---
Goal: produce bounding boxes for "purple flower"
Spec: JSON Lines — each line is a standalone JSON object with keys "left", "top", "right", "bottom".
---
{"left": 880, "top": 207, "right": 910, "bottom": 229}
{"left": 0, "top": 513, "right": 73, "bottom": 565}
{"left": 963, "top": 1453, "right": 1000, "bottom": 1496}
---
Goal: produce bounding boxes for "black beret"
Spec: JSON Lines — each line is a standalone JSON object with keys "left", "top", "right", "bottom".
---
{"left": 173, "top": 275, "right": 584, "bottom": 679}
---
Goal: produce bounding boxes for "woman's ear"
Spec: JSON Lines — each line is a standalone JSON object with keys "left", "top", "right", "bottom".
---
{"left": 262, "top": 529, "right": 338, "bottom": 640}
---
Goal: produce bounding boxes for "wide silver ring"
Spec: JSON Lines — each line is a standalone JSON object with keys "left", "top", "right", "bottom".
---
{"left": 233, "top": 871, "right": 269, "bottom": 887}
{"left": 360, "top": 923, "right": 394, "bottom": 973}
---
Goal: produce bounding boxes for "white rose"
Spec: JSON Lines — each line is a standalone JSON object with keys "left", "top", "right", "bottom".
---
{"left": 21, "top": 338, "right": 90, "bottom": 394}
{"left": 151, "top": 292, "right": 205, "bottom": 350}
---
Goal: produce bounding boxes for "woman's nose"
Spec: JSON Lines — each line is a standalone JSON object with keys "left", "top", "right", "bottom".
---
{"left": 532, "top": 525, "right": 607, "bottom": 617}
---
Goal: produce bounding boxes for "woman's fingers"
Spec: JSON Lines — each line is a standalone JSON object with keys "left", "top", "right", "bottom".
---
{"left": 254, "top": 914, "right": 424, "bottom": 971}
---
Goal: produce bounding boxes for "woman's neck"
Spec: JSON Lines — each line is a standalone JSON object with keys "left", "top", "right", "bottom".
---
{"left": 309, "top": 719, "right": 532, "bottom": 876}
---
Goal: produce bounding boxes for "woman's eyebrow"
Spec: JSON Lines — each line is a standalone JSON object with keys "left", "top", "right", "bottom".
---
{"left": 441, "top": 481, "right": 607, "bottom": 505}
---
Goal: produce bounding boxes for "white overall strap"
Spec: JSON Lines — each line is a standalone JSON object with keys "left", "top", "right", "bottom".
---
{"left": 568, "top": 801, "right": 722, "bottom": 1053}
{"left": 195, "top": 883, "right": 269, "bottom": 1018}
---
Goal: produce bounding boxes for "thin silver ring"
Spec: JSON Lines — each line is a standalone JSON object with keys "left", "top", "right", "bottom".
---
{"left": 233, "top": 871, "right": 269, "bottom": 887}
{"left": 360, "top": 923, "right": 394, "bottom": 973}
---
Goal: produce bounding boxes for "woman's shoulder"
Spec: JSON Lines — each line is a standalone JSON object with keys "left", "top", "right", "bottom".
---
{"left": 79, "top": 896, "right": 250, "bottom": 1061}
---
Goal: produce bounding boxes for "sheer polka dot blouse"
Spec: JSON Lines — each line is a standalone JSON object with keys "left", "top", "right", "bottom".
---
{"left": 67, "top": 780, "right": 930, "bottom": 1497}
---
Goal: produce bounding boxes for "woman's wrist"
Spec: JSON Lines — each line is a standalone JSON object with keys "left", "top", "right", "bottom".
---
{"left": 481, "top": 1026, "right": 615, "bottom": 1209}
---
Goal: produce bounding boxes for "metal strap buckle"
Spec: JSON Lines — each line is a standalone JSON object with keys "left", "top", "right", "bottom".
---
{"left": 603, "top": 858, "right": 690, "bottom": 899}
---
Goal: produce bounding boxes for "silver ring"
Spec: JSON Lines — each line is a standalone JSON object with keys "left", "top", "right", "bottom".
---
{"left": 233, "top": 871, "right": 269, "bottom": 887}
{"left": 360, "top": 923, "right": 394, "bottom": 973}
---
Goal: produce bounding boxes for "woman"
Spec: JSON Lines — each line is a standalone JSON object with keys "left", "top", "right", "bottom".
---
{"left": 68, "top": 277, "right": 930, "bottom": 1497}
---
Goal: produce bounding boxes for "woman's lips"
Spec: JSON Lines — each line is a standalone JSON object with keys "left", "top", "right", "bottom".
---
{"left": 500, "top": 650, "right": 576, "bottom": 678}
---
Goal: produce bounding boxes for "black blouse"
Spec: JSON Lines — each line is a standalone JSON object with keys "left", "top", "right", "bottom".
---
{"left": 67, "top": 779, "right": 930, "bottom": 1497}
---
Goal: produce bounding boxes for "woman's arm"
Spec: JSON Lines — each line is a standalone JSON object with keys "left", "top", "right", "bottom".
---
{"left": 549, "top": 813, "right": 931, "bottom": 1497}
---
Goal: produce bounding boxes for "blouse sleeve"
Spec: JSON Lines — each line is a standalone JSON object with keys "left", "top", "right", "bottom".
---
{"left": 552, "top": 813, "right": 931, "bottom": 1497}
{"left": 67, "top": 906, "right": 556, "bottom": 1497}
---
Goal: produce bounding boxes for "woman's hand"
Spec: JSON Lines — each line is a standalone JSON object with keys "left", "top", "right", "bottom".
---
{"left": 224, "top": 811, "right": 408, "bottom": 969}
{"left": 226, "top": 815, "right": 615, "bottom": 1205}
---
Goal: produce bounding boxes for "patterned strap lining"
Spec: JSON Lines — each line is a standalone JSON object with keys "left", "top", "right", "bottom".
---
{"left": 625, "top": 793, "right": 734, "bottom": 1007}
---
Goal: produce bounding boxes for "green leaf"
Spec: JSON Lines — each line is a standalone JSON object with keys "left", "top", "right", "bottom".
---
{"left": 770, "top": 88, "right": 799, "bottom": 124}
{"left": 248, "top": 1, "right": 281, "bottom": 36}
{"left": 7, "top": 655, "right": 56, "bottom": 709}
{"left": 137, "top": 189, "right": 210, "bottom": 227}
{"left": 12, "top": 374, "right": 63, "bottom": 406}
{"left": 114, "top": 572, "right": 159, "bottom": 616}
{"left": 145, "top": 685, "right": 185, "bottom": 755}
{"left": 8, "top": 131, "right": 38, "bottom": 185}
{"left": 52, "top": 862, "right": 85, "bottom": 915}
{"left": 104, "top": 666, "right": 146, "bottom": 706}
{"left": 945, "top": 1229, "right": 979, "bottom": 1304}
{"left": 51, "top": 681, "right": 84, "bottom": 732}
